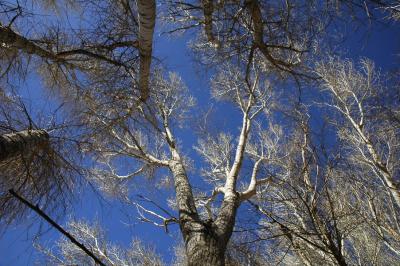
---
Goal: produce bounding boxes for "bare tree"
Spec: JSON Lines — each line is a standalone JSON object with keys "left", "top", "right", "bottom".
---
{"left": 165, "top": 0, "right": 318, "bottom": 77}
{"left": 71, "top": 60, "right": 277, "bottom": 265}
{"left": 220, "top": 100, "right": 400, "bottom": 265}
{"left": 1, "top": 1, "right": 399, "bottom": 265}
{"left": 233, "top": 59, "right": 400, "bottom": 265}
{"left": 0, "top": 0, "right": 155, "bottom": 101}
{"left": 316, "top": 58, "right": 400, "bottom": 209}
{"left": 164, "top": 0, "right": 399, "bottom": 79}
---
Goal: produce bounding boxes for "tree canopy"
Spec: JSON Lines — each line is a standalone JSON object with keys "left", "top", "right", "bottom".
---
{"left": 0, "top": 0, "right": 399, "bottom": 265}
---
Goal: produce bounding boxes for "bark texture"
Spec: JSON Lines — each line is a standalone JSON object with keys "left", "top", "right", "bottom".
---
{"left": 185, "top": 225, "right": 225, "bottom": 266}
{"left": 0, "top": 130, "right": 49, "bottom": 162}
{"left": 137, "top": 0, "right": 156, "bottom": 101}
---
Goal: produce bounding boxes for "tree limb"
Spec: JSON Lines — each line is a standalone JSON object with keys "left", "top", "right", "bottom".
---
{"left": 8, "top": 189, "right": 106, "bottom": 266}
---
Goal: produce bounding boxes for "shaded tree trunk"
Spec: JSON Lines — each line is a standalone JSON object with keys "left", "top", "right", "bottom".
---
{"left": 0, "top": 130, "right": 49, "bottom": 162}
{"left": 184, "top": 199, "right": 239, "bottom": 266}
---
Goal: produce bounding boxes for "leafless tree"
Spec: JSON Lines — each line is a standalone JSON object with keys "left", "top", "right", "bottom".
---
{"left": 1, "top": 1, "right": 399, "bottom": 265}
{"left": 164, "top": 0, "right": 399, "bottom": 79}
{"left": 235, "top": 59, "right": 400, "bottom": 265}
{"left": 165, "top": 0, "right": 318, "bottom": 78}
{"left": 68, "top": 59, "right": 278, "bottom": 265}
{"left": 316, "top": 58, "right": 400, "bottom": 209}
{"left": 0, "top": 0, "right": 155, "bottom": 101}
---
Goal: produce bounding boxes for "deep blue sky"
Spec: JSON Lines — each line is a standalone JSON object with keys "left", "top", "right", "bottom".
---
{"left": 0, "top": 5, "right": 399, "bottom": 266}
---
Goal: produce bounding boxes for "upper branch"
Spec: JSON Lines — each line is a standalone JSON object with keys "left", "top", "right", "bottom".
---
{"left": 239, "top": 158, "right": 271, "bottom": 201}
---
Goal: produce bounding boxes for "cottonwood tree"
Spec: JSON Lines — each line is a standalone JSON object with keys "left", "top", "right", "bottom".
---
{"left": 252, "top": 119, "right": 399, "bottom": 265}
{"left": 165, "top": 0, "right": 320, "bottom": 77}
{"left": 1, "top": 1, "right": 399, "bottom": 265}
{"left": 0, "top": 0, "right": 155, "bottom": 100}
{"left": 0, "top": 0, "right": 156, "bottom": 229}
{"left": 228, "top": 58, "right": 400, "bottom": 265}
{"left": 316, "top": 58, "right": 400, "bottom": 209}
{"left": 70, "top": 60, "right": 275, "bottom": 265}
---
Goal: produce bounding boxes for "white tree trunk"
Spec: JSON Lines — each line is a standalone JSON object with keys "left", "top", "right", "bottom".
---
{"left": 137, "top": 0, "right": 156, "bottom": 101}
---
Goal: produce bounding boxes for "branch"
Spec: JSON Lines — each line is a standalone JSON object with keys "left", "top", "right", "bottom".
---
{"left": 224, "top": 113, "right": 251, "bottom": 197}
{"left": 0, "top": 25, "right": 59, "bottom": 61}
{"left": 8, "top": 189, "right": 106, "bottom": 266}
{"left": 245, "top": 0, "right": 305, "bottom": 76}
{"left": 203, "top": 187, "right": 225, "bottom": 220}
{"left": 0, "top": 25, "right": 137, "bottom": 72}
{"left": 239, "top": 158, "right": 271, "bottom": 201}
{"left": 133, "top": 200, "right": 178, "bottom": 233}
{"left": 56, "top": 49, "right": 131, "bottom": 69}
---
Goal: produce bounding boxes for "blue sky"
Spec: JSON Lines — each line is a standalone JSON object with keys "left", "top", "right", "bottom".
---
{"left": 0, "top": 5, "right": 399, "bottom": 266}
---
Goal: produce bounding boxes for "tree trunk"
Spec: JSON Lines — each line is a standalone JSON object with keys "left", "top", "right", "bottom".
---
{"left": 137, "top": 0, "right": 156, "bottom": 101}
{"left": 185, "top": 227, "right": 226, "bottom": 266}
{"left": 201, "top": 0, "right": 215, "bottom": 43}
{"left": 0, "top": 129, "right": 49, "bottom": 162}
{"left": 169, "top": 153, "right": 240, "bottom": 266}
{"left": 182, "top": 195, "right": 238, "bottom": 266}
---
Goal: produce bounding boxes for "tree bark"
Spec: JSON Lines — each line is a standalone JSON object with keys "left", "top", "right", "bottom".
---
{"left": 0, "top": 129, "right": 49, "bottom": 162}
{"left": 184, "top": 197, "right": 239, "bottom": 266}
{"left": 185, "top": 225, "right": 226, "bottom": 266}
{"left": 137, "top": 0, "right": 156, "bottom": 101}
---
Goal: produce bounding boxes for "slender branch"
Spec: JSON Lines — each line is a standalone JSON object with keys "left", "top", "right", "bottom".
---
{"left": 239, "top": 158, "right": 271, "bottom": 201}
{"left": 8, "top": 189, "right": 106, "bottom": 266}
